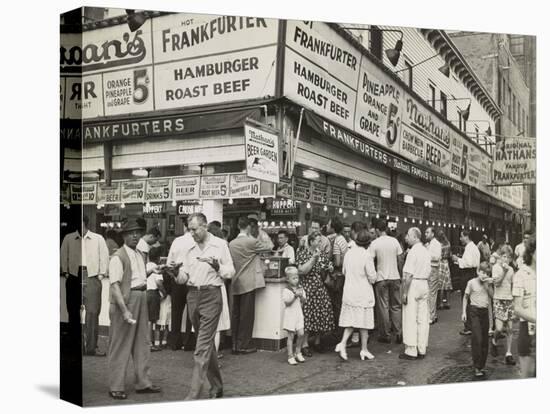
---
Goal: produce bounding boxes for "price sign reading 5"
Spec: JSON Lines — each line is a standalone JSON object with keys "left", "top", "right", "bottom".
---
{"left": 133, "top": 69, "right": 150, "bottom": 104}
{"left": 386, "top": 103, "right": 401, "bottom": 147}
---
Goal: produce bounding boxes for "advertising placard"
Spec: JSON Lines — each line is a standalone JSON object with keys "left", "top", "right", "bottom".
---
{"left": 70, "top": 183, "right": 96, "bottom": 204}
{"left": 357, "top": 193, "right": 370, "bottom": 211}
{"left": 172, "top": 176, "right": 200, "bottom": 200}
{"left": 145, "top": 178, "right": 172, "bottom": 201}
{"left": 176, "top": 201, "right": 203, "bottom": 216}
{"left": 121, "top": 180, "right": 146, "bottom": 203}
{"left": 276, "top": 178, "right": 293, "bottom": 199}
{"left": 229, "top": 174, "right": 262, "bottom": 198}
{"left": 328, "top": 186, "right": 344, "bottom": 207}
{"left": 311, "top": 182, "right": 328, "bottom": 204}
{"left": 244, "top": 121, "right": 280, "bottom": 183}
{"left": 293, "top": 178, "right": 312, "bottom": 201}
{"left": 103, "top": 67, "right": 154, "bottom": 116}
{"left": 200, "top": 175, "right": 230, "bottom": 199}
{"left": 64, "top": 75, "right": 104, "bottom": 119}
{"left": 343, "top": 189, "right": 357, "bottom": 209}
{"left": 368, "top": 196, "right": 381, "bottom": 213}
{"left": 97, "top": 182, "right": 121, "bottom": 204}
{"left": 492, "top": 138, "right": 536, "bottom": 185}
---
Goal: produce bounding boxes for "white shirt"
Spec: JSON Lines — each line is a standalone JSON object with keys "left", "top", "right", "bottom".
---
{"left": 275, "top": 243, "right": 295, "bottom": 265}
{"left": 146, "top": 262, "right": 163, "bottom": 290}
{"left": 167, "top": 233, "right": 194, "bottom": 265}
{"left": 403, "top": 242, "right": 431, "bottom": 280}
{"left": 368, "top": 234, "right": 403, "bottom": 281}
{"left": 515, "top": 242, "right": 526, "bottom": 267}
{"left": 427, "top": 238, "right": 442, "bottom": 267}
{"left": 60, "top": 230, "right": 109, "bottom": 277}
{"left": 109, "top": 245, "right": 147, "bottom": 288}
{"left": 458, "top": 241, "right": 481, "bottom": 269}
{"left": 348, "top": 239, "right": 357, "bottom": 249}
{"left": 178, "top": 233, "right": 235, "bottom": 287}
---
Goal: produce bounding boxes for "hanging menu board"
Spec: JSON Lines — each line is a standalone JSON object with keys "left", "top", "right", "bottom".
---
{"left": 172, "top": 176, "right": 200, "bottom": 200}
{"left": 328, "top": 186, "right": 344, "bottom": 207}
{"left": 97, "top": 182, "right": 121, "bottom": 204}
{"left": 200, "top": 175, "right": 230, "bottom": 199}
{"left": 145, "top": 178, "right": 172, "bottom": 201}
{"left": 229, "top": 174, "right": 262, "bottom": 198}
{"left": 293, "top": 178, "right": 312, "bottom": 201}
{"left": 121, "top": 180, "right": 146, "bottom": 203}
{"left": 70, "top": 183, "right": 97, "bottom": 204}
{"left": 311, "top": 182, "right": 329, "bottom": 204}
{"left": 343, "top": 189, "right": 357, "bottom": 209}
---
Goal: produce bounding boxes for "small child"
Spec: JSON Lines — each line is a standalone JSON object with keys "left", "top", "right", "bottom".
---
{"left": 146, "top": 247, "right": 166, "bottom": 352}
{"left": 462, "top": 261, "right": 494, "bottom": 378}
{"left": 282, "top": 266, "right": 306, "bottom": 365}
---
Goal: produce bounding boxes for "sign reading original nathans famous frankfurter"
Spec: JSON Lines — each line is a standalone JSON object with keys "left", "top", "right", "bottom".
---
{"left": 492, "top": 138, "right": 536, "bottom": 185}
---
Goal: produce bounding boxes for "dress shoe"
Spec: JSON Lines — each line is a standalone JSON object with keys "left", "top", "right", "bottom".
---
{"left": 150, "top": 345, "right": 161, "bottom": 352}
{"left": 288, "top": 356, "right": 298, "bottom": 365}
{"left": 360, "top": 350, "right": 375, "bottom": 361}
{"left": 505, "top": 354, "right": 516, "bottom": 365}
{"left": 136, "top": 385, "right": 161, "bottom": 394}
{"left": 398, "top": 353, "right": 417, "bottom": 361}
{"left": 459, "top": 329, "right": 472, "bottom": 336}
{"left": 295, "top": 353, "right": 305, "bottom": 363}
{"left": 238, "top": 347, "right": 257, "bottom": 354}
{"left": 417, "top": 353, "right": 426, "bottom": 360}
{"left": 430, "top": 317, "right": 438, "bottom": 325}
{"left": 334, "top": 343, "right": 348, "bottom": 361}
{"left": 109, "top": 391, "right": 127, "bottom": 400}
{"left": 210, "top": 389, "right": 223, "bottom": 398}
{"left": 301, "top": 347, "right": 313, "bottom": 357}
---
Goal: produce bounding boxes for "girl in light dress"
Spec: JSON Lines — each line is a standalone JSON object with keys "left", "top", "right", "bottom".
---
{"left": 283, "top": 266, "right": 307, "bottom": 365}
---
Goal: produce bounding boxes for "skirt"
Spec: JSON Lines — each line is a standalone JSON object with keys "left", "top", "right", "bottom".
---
{"left": 157, "top": 294, "right": 171, "bottom": 326}
{"left": 339, "top": 304, "right": 374, "bottom": 329}
{"left": 439, "top": 261, "right": 452, "bottom": 291}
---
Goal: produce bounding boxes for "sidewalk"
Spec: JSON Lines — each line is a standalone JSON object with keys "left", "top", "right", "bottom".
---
{"left": 82, "top": 292, "right": 521, "bottom": 406}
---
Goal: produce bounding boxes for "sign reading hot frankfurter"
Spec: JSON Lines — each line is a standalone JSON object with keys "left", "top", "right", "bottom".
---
{"left": 244, "top": 120, "right": 280, "bottom": 184}
{"left": 492, "top": 138, "right": 536, "bottom": 185}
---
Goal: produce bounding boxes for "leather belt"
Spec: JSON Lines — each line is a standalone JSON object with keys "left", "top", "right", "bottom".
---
{"left": 187, "top": 285, "right": 220, "bottom": 291}
{"left": 413, "top": 278, "right": 428, "bottom": 280}
{"left": 131, "top": 285, "right": 147, "bottom": 291}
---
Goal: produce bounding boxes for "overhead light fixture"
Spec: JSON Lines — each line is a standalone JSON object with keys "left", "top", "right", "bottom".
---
{"left": 376, "top": 213, "right": 380, "bottom": 219}
{"left": 120, "top": 203, "right": 125, "bottom": 209}
{"left": 352, "top": 210, "right": 357, "bottom": 216}
{"left": 323, "top": 205, "right": 328, "bottom": 212}
{"left": 126, "top": 9, "right": 147, "bottom": 32}
{"left": 302, "top": 169, "right": 320, "bottom": 180}
{"left": 419, "top": 220, "right": 423, "bottom": 225}
{"left": 386, "top": 38, "right": 403, "bottom": 67}
{"left": 412, "top": 218, "right": 415, "bottom": 223}
{"left": 132, "top": 168, "right": 150, "bottom": 178}
{"left": 365, "top": 212, "right": 369, "bottom": 218}
{"left": 438, "top": 63, "right": 450, "bottom": 77}
{"left": 395, "top": 216, "right": 399, "bottom": 222}
{"left": 339, "top": 207, "right": 343, "bottom": 214}
{"left": 228, "top": 198, "right": 234, "bottom": 205}
{"left": 259, "top": 197, "right": 265, "bottom": 204}
{"left": 171, "top": 200, "right": 177, "bottom": 207}
{"left": 404, "top": 217, "right": 407, "bottom": 223}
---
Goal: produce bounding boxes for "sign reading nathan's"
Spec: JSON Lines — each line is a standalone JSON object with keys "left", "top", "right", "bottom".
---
{"left": 492, "top": 138, "right": 536, "bottom": 184}
{"left": 244, "top": 121, "right": 280, "bottom": 184}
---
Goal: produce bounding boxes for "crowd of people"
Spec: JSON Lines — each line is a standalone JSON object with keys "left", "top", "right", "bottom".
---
{"left": 60, "top": 213, "right": 536, "bottom": 400}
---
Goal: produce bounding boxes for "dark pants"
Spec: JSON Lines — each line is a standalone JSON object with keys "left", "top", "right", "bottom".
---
{"left": 232, "top": 290, "right": 256, "bottom": 350}
{"left": 65, "top": 275, "right": 82, "bottom": 335}
{"left": 470, "top": 306, "right": 489, "bottom": 370}
{"left": 374, "top": 279, "right": 402, "bottom": 339}
{"left": 170, "top": 283, "right": 195, "bottom": 350}
{"left": 459, "top": 268, "right": 477, "bottom": 331}
{"left": 83, "top": 276, "right": 102, "bottom": 353}
{"left": 186, "top": 287, "right": 223, "bottom": 400}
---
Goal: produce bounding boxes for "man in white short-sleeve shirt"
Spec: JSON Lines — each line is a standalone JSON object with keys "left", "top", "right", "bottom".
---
{"left": 400, "top": 227, "right": 431, "bottom": 360}
{"left": 368, "top": 220, "right": 404, "bottom": 343}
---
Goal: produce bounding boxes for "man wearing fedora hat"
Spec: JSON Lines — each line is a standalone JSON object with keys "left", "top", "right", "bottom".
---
{"left": 107, "top": 218, "right": 161, "bottom": 400}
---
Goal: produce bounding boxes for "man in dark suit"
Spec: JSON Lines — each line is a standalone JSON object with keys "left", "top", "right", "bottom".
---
{"left": 228, "top": 217, "right": 273, "bottom": 354}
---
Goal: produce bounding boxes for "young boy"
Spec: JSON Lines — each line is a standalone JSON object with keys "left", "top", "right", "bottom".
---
{"left": 462, "top": 261, "right": 494, "bottom": 378}
{"left": 146, "top": 247, "right": 166, "bottom": 352}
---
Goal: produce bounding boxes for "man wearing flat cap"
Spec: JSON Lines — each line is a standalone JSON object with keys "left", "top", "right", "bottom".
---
{"left": 107, "top": 218, "right": 161, "bottom": 400}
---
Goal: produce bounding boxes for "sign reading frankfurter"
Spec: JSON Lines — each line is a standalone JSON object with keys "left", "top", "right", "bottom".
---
{"left": 492, "top": 138, "right": 536, "bottom": 185}
{"left": 152, "top": 14, "right": 278, "bottom": 110}
{"left": 244, "top": 120, "right": 280, "bottom": 183}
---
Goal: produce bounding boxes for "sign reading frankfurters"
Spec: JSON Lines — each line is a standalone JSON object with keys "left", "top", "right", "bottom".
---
{"left": 244, "top": 120, "right": 280, "bottom": 183}
{"left": 492, "top": 138, "right": 536, "bottom": 185}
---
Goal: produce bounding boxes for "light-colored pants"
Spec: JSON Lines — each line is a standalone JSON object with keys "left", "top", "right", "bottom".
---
{"left": 108, "top": 290, "right": 152, "bottom": 392}
{"left": 428, "top": 266, "right": 441, "bottom": 322}
{"left": 403, "top": 279, "right": 430, "bottom": 357}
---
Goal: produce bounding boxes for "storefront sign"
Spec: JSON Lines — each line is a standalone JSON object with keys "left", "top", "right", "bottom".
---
{"left": 172, "top": 176, "right": 201, "bottom": 200}
{"left": 176, "top": 200, "right": 203, "bottom": 215}
{"left": 97, "top": 182, "right": 121, "bottom": 204}
{"left": 328, "top": 186, "right": 344, "bottom": 207}
{"left": 103, "top": 67, "right": 154, "bottom": 116}
{"left": 244, "top": 121, "right": 280, "bottom": 183}
{"left": 70, "top": 183, "right": 96, "bottom": 204}
{"left": 293, "top": 177, "right": 312, "bottom": 201}
{"left": 492, "top": 138, "right": 536, "bottom": 185}
{"left": 200, "top": 175, "right": 230, "bottom": 199}
{"left": 229, "top": 174, "right": 262, "bottom": 198}
{"left": 311, "top": 182, "right": 328, "bottom": 204}
{"left": 63, "top": 75, "right": 104, "bottom": 119}
{"left": 276, "top": 178, "right": 293, "bottom": 198}
{"left": 343, "top": 189, "right": 357, "bottom": 209}
{"left": 143, "top": 202, "right": 165, "bottom": 218}
{"left": 400, "top": 123, "right": 451, "bottom": 175}
{"left": 270, "top": 199, "right": 298, "bottom": 215}
{"left": 121, "top": 180, "right": 146, "bottom": 203}
{"left": 145, "top": 178, "right": 172, "bottom": 201}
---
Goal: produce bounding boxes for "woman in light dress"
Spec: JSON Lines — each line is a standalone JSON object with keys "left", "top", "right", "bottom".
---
{"left": 334, "top": 230, "right": 377, "bottom": 361}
